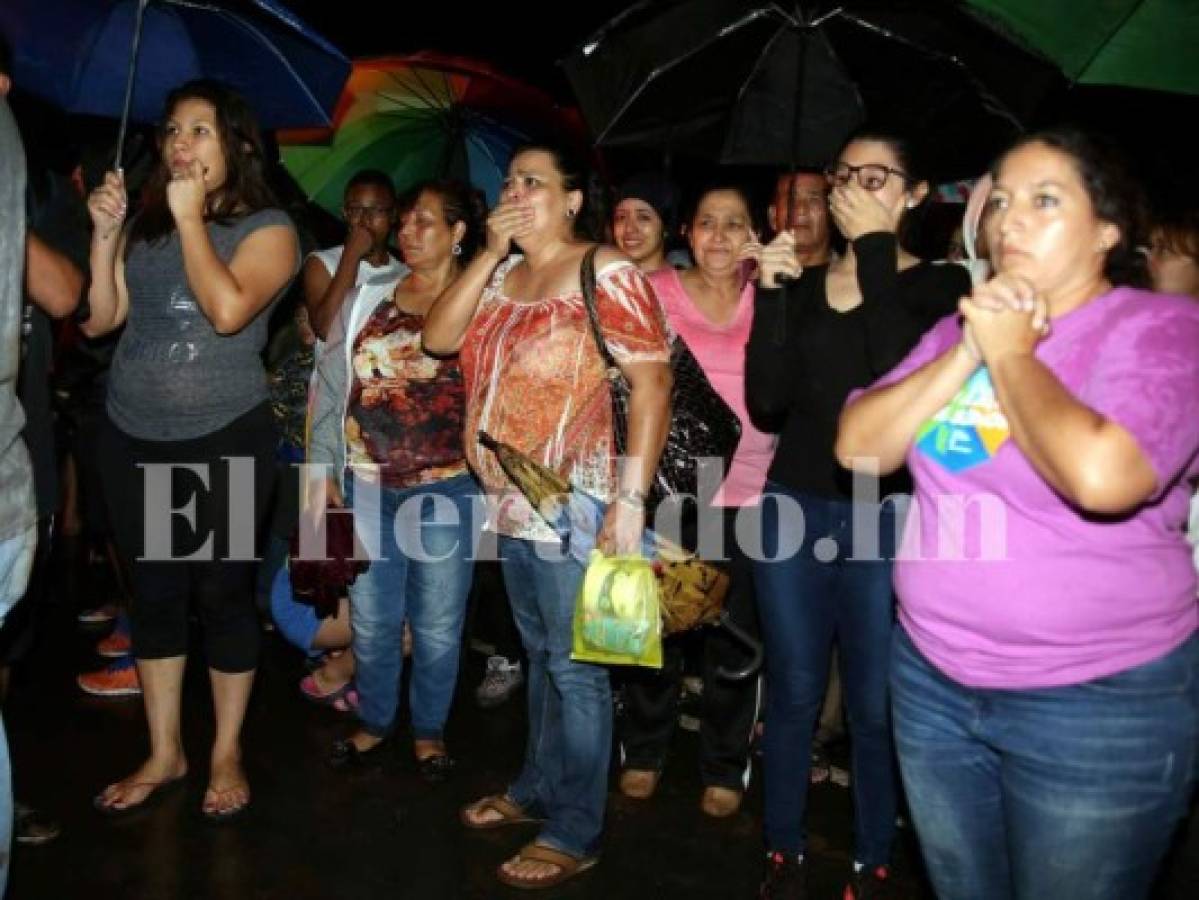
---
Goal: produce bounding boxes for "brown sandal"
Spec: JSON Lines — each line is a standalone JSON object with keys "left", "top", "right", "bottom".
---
{"left": 459, "top": 794, "right": 541, "bottom": 830}
{"left": 496, "top": 842, "right": 598, "bottom": 890}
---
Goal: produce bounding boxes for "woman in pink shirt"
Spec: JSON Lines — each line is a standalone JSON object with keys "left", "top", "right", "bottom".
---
{"left": 616, "top": 183, "right": 774, "bottom": 819}
{"left": 839, "top": 127, "right": 1199, "bottom": 899}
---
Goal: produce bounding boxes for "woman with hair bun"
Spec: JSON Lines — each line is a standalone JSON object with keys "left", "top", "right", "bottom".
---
{"left": 839, "top": 126, "right": 1199, "bottom": 899}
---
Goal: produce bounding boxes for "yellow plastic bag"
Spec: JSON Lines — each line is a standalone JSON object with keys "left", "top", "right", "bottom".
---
{"left": 571, "top": 550, "right": 663, "bottom": 668}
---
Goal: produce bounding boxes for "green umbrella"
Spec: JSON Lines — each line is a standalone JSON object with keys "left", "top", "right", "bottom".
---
{"left": 966, "top": 0, "right": 1199, "bottom": 95}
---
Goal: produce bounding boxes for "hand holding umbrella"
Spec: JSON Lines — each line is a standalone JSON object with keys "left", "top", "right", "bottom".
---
{"left": 745, "top": 231, "right": 803, "bottom": 290}
{"left": 87, "top": 170, "right": 129, "bottom": 242}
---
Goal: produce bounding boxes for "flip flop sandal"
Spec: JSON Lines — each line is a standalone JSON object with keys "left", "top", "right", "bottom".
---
{"left": 459, "top": 794, "right": 542, "bottom": 830}
{"left": 93, "top": 774, "right": 186, "bottom": 817}
{"left": 299, "top": 674, "right": 353, "bottom": 707}
{"left": 496, "top": 843, "right": 598, "bottom": 890}
{"left": 201, "top": 787, "right": 251, "bottom": 824}
{"left": 331, "top": 688, "right": 359, "bottom": 713}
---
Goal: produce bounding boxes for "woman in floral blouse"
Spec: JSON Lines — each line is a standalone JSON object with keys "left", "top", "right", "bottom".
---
{"left": 425, "top": 142, "right": 672, "bottom": 890}
{"left": 306, "top": 180, "right": 484, "bottom": 781}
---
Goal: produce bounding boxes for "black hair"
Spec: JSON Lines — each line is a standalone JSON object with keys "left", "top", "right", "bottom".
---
{"left": 509, "top": 141, "right": 605, "bottom": 242}
{"left": 1151, "top": 202, "right": 1199, "bottom": 263}
{"left": 683, "top": 181, "right": 763, "bottom": 237}
{"left": 129, "top": 79, "right": 278, "bottom": 248}
{"left": 405, "top": 178, "right": 487, "bottom": 262}
{"left": 613, "top": 171, "right": 680, "bottom": 233}
{"left": 344, "top": 169, "right": 397, "bottom": 202}
{"left": 836, "top": 125, "right": 929, "bottom": 253}
{"left": 995, "top": 126, "right": 1150, "bottom": 288}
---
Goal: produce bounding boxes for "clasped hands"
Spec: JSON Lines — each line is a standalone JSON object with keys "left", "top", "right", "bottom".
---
{"left": 960, "top": 273, "right": 1051, "bottom": 367}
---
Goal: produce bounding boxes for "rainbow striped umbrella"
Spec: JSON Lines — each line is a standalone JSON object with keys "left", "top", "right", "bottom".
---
{"left": 279, "top": 53, "right": 585, "bottom": 214}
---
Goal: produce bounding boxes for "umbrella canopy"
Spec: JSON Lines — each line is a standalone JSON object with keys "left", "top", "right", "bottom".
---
{"left": 0, "top": 0, "right": 350, "bottom": 128}
{"left": 478, "top": 431, "right": 762, "bottom": 680}
{"left": 563, "top": 0, "right": 1059, "bottom": 179}
{"left": 965, "top": 0, "right": 1199, "bottom": 96}
{"left": 278, "top": 54, "right": 586, "bottom": 213}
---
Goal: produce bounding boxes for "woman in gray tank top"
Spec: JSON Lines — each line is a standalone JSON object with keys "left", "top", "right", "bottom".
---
{"left": 83, "top": 80, "right": 300, "bottom": 822}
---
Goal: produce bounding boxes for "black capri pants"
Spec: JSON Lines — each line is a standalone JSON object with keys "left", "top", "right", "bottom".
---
{"left": 99, "top": 403, "right": 276, "bottom": 672}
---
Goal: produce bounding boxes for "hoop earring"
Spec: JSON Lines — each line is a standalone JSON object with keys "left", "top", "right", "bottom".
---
{"left": 451, "top": 242, "right": 462, "bottom": 257}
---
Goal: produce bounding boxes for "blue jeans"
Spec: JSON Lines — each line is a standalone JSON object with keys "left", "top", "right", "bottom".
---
{"left": 499, "top": 536, "right": 611, "bottom": 859}
{"left": 892, "top": 626, "right": 1198, "bottom": 900}
{"left": 751, "top": 486, "right": 899, "bottom": 864}
{"left": 347, "top": 473, "right": 478, "bottom": 739}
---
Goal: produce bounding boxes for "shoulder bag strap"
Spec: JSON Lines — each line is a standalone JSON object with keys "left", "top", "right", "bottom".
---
{"left": 579, "top": 245, "right": 620, "bottom": 372}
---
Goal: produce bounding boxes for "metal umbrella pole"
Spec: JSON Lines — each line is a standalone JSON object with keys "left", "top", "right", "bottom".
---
{"left": 114, "top": 0, "right": 152, "bottom": 170}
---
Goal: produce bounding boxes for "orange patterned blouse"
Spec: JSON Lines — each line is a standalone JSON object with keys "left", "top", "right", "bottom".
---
{"left": 459, "top": 255, "right": 671, "bottom": 541}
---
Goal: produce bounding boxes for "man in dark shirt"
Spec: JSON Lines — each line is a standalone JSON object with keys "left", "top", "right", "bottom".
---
{"left": 768, "top": 170, "right": 833, "bottom": 268}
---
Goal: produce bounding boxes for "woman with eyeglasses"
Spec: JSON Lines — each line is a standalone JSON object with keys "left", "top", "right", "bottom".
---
{"left": 745, "top": 127, "right": 971, "bottom": 899}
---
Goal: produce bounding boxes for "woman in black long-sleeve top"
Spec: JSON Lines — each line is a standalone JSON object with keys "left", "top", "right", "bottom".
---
{"left": 748, "top": 130, "right": 971, "bottom": 900}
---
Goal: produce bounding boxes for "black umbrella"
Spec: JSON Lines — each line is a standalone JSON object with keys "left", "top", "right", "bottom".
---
{"left": 562, "top": 0, "right": 1059, "bottom": 178}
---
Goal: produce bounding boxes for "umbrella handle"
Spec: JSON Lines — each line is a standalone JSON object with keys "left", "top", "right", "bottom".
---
{"left": 713, "top": 610, "right": 763, "bottom": 682}
{"left": 114, "top": 0, "right": 152, "bottom": 171}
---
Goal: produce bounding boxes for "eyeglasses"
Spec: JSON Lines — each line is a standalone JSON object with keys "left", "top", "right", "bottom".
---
{"left": 343, "top": 205, "right": 394, "bottom": 221}
{"left": 824, "top": 162, "right": 909, "bottom": 192}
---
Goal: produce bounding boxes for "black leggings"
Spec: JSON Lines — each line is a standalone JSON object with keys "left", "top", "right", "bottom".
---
{"left": 99, "top": 404, "right": 276, "bottom": 672}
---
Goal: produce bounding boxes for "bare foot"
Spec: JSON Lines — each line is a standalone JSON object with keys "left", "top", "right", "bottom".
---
{"left": 461, "top": 794, "right": 530, "bottom": 827}
{"left": 96, "top": 754, "right": 187, "bottom": 812}
{"left": 500, "top": 853, "right": 566, "bottom": 884}
{"left": 311, "top": 664, "right": 349, "bottom": 695}
{"left": 203, "top": 754, "right": 250, "bottom": 817}
{"left": 347, "top": 731, "right": 383, "bottom": 753}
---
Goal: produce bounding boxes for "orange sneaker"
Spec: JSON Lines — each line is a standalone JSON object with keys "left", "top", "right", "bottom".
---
{"left": 97, "top": 617, "right": 132, "bottom": 658}
{"left": 78, "top": 657, "right": 142, "bottom": 697}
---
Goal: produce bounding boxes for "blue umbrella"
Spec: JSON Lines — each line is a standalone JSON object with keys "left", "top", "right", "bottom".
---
{"left": 0, "top": 0, "right": 350, "bottom": 164}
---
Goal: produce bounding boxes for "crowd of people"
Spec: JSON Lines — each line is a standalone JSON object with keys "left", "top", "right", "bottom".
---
{"left": 1, "top": 36, "right": 1197, "bottom": 900}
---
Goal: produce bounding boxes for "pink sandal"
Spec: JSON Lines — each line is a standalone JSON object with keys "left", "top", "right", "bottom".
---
{"left": 299, "top": 674, "right": 354, "bottom": 708}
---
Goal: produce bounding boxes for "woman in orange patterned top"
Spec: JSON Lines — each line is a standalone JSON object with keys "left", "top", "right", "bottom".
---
{"left": 425, "top": 143, "right": 672, "bottom": 890}
{"left": 306, "top": 180, "right": 484, "bottom": 782}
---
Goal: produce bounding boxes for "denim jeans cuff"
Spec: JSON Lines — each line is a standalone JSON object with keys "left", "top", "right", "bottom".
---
{"left": 412, "top": 727, "right": 444, "bottom": 742}
{"left": 505, "top": 785, "right": 545, "bottom": 819}
{"left": 620, "top": 755, "right": 664, "bottom": 773}
{"left": 359, "top": 719, "right": 391, "bottom": 739}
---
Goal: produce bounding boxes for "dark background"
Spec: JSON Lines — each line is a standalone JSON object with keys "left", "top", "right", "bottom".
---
{"left": 280, "top": 0, "right": 1198, "bottom": 206}
{"left": 283, "top": 0, "right": 632, "bottom": 101}
{"left": 8, "top": 0, "right": 1197, "bottom": 222}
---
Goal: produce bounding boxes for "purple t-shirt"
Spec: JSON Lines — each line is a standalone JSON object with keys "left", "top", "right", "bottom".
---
{"left": 874, "top": 287, "right": 1199, "bottom": 689}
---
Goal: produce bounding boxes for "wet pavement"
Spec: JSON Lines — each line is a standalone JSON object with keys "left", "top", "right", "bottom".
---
{"left": 3, "top": 550, "right": 1196, "bottom": 899}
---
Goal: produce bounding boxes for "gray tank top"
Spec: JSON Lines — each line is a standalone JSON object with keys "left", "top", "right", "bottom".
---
{"left": 107, "top": 208, "right": 298, "bottom": 440}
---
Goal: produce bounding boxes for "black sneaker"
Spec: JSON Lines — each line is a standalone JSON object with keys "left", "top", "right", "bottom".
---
{"left": 843, "top": 864, "right": 897, "bottom": 899}
{"left": 760, "top": 851, "right": 807, "bottom": 900}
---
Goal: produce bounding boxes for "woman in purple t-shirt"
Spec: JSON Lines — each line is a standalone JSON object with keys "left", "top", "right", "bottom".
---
{"left": 839, "top": 127, "right": 1199, "bottom": 899}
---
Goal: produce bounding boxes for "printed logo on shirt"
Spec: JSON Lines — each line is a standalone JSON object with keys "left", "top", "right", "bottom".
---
{"left": 915, "top": 367, "right": 1010, "bottom": 472}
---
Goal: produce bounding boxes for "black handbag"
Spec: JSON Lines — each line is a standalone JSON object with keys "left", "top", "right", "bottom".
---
{"left": 579, "top": 246, "right": 742, "bottom": 518}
